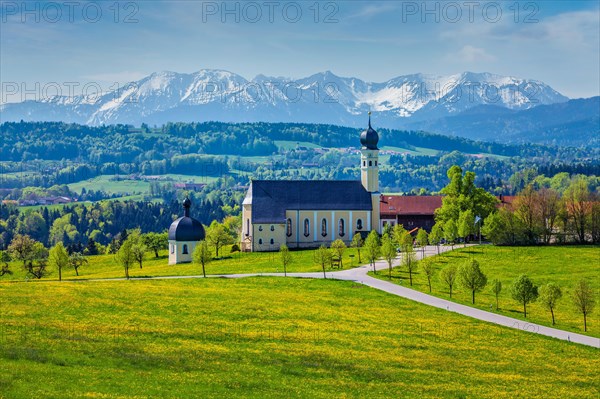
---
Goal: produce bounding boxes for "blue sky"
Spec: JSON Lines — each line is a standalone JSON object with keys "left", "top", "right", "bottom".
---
{"left": 1, "top": 0, "right": 599, "bottom": 102}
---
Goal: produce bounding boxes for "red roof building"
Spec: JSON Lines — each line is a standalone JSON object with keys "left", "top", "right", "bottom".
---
{"left": 379, "top": 195, "right": 443, "bottom": 232}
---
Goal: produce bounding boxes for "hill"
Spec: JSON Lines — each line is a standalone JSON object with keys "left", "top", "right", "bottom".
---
{"left": 405, "top": 97, "right": 600, "bottom": 147}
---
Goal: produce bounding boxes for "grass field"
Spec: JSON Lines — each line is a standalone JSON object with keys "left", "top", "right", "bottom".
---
{"left": 67, "top": 174, "right": 221, "bottom": 196}
{"left": 371, "top": 245, "right": 600, "bottom": 337}
{"left": 0, "top": 277, "right": 598, "bottom": 399}
{"left": 0, "top": 246, "right": 364, "bottom": 282}
{"left": 274, "top": 140, "right": 322, "bottom": 150}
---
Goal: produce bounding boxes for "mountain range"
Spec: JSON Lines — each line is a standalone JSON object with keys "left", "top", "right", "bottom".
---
{"left": 1, "top": 69, "right": 568, "bottom": 126}
{"left": 3, "top": 69, "right": 597, "bottom": 147}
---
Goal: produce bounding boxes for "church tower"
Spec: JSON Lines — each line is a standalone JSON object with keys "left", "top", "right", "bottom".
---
{"left": 360, "top": 113, "right": 381, "bottom": 232}
{"left": 360, "top": 112, "right": 379, "bottom": 192}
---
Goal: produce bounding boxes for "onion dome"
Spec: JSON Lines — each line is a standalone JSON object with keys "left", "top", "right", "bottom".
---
{"left": 360, "top": 112, "right": 379, "bottom": 150}
{"left": 168, "top": 198, "right": 205, "bottom": 241}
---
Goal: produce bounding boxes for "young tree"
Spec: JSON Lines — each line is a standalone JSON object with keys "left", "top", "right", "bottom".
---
{"left": 0, "top": 251, "right": 12, "bottom": 276}
{"left": 572, "top": 279, "right": 596, "bottom": 332}
{"left": 492, "top": 279, "right": 502, "bottom": 310}
{"left": 193, "top": 240, "right": 212, "bottom": 278}
{"left": 313, "top": 244, "right": 331, "bottom": 279}
{"left": 420, "top": 259, "right": 435, "bottom": 292}
{"left": 115, "top": 239, "right": 134, "bottom": 280}
{"left": 364, "top": 231, "right": 381, "bottom": 274}
{"left": 510, "top": 274, "right": 539, "bottom": 318}
{"left": 142, "top": 232, "right": 168, "bottom": 258}
{"left": 380, "top": 234, "right": 396, "bottom": 279}
{"left": 48, "top": 242, "right": 69, "bottom": 282}
{"left": 392, "top": 224, "right": 408, "bottom": 247}
{"left": 350, "top": 233, "right": 364, "bottom": 263}
{"left": 130, "top": 240, "right": 147, "bottom": 269}
{"left": 458, "top": 259, "right": 487, "bottom": 304}
{"left": 68, "top": 252, "right": 88, "bottom": 277}
{"left": 539, "top": 283, "right": 562, "bottom": 325}
{"left": 403, "top": 245, "right": 417, "bottom": 286}
{"left": 415, "top": 228, "right": 428, "bottom": 256}
{"left": 444, "top": 219, "right": 458, "bottom": 250}
{"left": 330, "top": 239, "right": 347, "bottom": 268}
{"left": 439, "top": 264, "right": 458, "bottom": 298}
{"left": 206, "top": 221, "right": 233, "bottom": 258}
{"left": 429, "top": 222, "right": 443, "bottom": 255}
{"left": 279, "top": 244, "right": 292, "bottom": 277}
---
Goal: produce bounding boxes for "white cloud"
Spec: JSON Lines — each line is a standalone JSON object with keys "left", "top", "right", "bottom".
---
{"left": 456, "top": 45, "right": 496, "bottom": 62}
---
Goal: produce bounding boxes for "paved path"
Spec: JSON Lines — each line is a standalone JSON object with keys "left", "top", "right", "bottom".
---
{"left": 72, "top": 245, "right": 599, "bottom": 348}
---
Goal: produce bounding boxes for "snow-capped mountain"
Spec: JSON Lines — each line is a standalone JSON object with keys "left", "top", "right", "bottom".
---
{"left": 0, "top": 70, "right": 568, "bottom": 127}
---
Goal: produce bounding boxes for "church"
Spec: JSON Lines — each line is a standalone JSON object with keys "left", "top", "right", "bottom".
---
{"left": 241, "top": 115, "right": 382, "bottom": 252}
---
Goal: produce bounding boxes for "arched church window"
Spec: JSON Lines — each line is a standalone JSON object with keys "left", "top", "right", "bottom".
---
{"left": 375, "top": 161, "right": 378, "bottom": 166}
{"left": 182, "top": 244, "right": 188, "bottom": 254}
{"left": 369, "top": 161, "right": 372, "bottom": 166}
{"left": 258, "top": 225, "right": 263, "bottom": 231}
{"left": 321, "top": 218, "right": 328, "bottom": 237}
{"left": 246, "top": 219, "right": 250, "bottom": 236}
{"left": 171, "top": 244, "right": 175, "bottom": 254}
{"left": 270, "top": 238, "right": 274, "bottom": 245}
{"left": 286, "top": 218, "right": 292, "bottom": 237}
{"left": 363, "top": 161, "right": 366, "bottom": 167}
{"left": 339, "top": 219, "right": 345, "bottom": 237}
{"left": 356, "top": 219, "right": 363, "bottom": 230}
{"left": 304, "top": 219, "right": 310, "bottom": 237}
{"left": 259, "top": 239, "right": 263, "bottom": 245}
{"left": 270, "top": 225, "right": 275, "bottom": 231}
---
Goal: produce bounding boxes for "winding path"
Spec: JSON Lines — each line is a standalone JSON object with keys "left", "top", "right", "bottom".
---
{"left": 76, "top": 245, "right": 600, "bottom": 348}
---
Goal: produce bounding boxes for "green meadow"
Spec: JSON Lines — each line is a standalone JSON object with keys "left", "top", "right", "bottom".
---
{"left": 372, "top": 245, "right": 600, "bottom": 337}
{"left": 0, "top": 277, "right": 598, "bottom": 399}
{"left": 0, "top": 246, "right": 363, "bottom": 281}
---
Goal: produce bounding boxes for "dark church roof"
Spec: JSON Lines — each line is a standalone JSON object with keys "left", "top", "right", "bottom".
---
{"left": 168, "top": 198, "right": 205, "bottom": 241}
{"left": 360, "top": 113, "right": 379, "bottom": 150}
{"left": 246, "top": 180, "right": 372, "bottom": 224}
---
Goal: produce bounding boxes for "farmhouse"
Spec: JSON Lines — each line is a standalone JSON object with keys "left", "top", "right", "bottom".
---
{"left": 241, "top": 115, "right": 382, "bottom": 252}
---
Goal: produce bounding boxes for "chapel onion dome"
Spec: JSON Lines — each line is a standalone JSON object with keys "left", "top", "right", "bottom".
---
{"left": 360, "top": 112, "right": 379, "bottom": 150}
{"left": 168, "top": 198, "right": 205, "bottom": 241}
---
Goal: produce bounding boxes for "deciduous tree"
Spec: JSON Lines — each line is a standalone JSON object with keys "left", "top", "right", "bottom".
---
{"left": 279, "top": 244, "right": 292, "bottom": 277}
{"left": 429, "top": 222, "right": 443, "bottom": 255}
{"left": 439, "top": 264, "right": 458, "bottom": 298}
{"left": 49, "top": 242, "right": 69, "bottom": 281}
{"left": 572, "top": 279, "right": 596, "bottom": 332}
{"left": 68, "top": 252, "right": 88, "bottom": 276}
{"left": 380, "top": 234, "right": 396, "bottom": 279}
{"left": 492, "top": 279, "right": 502, "bottom": 310}
{"left": 193, "top": 240, "right": 212, "bottom": 278}
{"left": 364, "top": 231, "right": 381, "bottom": 274}
{"left": 313, "top": 245, "right": 331, "bottom": 279}
{"left": 458, "top": 259, "right": 487, "bottom": 304}
{"left": 539, "top": 283, "right": 562, "bottom": 325}
{"left": 510, "top": 274, "right": 539, "bottom": 318}
{"left": 142, "top": 232, "right": 168, "bottom": 258}
{"left": 420, "top": 259, "right": 435, "bottom": 292}
{"left": 415, "top": 228, "right": 428, "bottom": 256}
{"left": 206, "top": 221, "right": 232, "bottom": 258}
{"left": 351, "top": 233, "right": 364, "bottom": 263}
{"left": 330, "top": 239, "right": 346, "bottom": 268}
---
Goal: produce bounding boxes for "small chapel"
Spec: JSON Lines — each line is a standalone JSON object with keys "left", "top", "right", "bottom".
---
{"left": 241, "top": 115, "right": 382, "bottom": 252}
{"left": 168, "top": 198, "right": 206, "bottom": 264}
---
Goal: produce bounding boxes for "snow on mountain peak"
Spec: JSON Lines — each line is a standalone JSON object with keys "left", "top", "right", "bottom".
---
{"left": 1, "top": 69, "right": 569, "bottom": 126}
